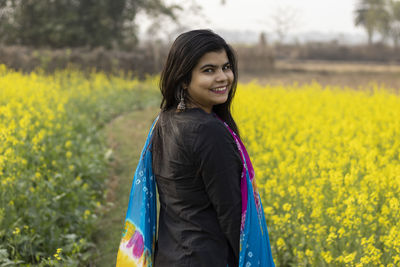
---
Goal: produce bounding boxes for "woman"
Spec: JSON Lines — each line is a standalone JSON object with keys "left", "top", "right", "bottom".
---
{"left": 117, "top": 29, "right": 274, "bottom": 267}
{"left": 151, "top": 29, "right": 242, "bottom": 267}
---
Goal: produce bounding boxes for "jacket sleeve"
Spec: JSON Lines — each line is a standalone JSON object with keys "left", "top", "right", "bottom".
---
{"left": 193, "top": 119, "right": 242, "bottom": 264}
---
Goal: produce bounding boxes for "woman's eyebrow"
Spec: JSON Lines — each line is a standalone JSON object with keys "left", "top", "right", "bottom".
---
{"left": 199, "top": 62, "right": 230, "bottom": 69}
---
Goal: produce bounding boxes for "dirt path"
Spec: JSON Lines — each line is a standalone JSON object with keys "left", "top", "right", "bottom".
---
{"left": 93, "top": 105, "right": 160, "bottom": 267}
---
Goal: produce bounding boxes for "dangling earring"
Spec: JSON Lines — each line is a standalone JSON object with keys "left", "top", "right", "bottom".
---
{"left": 177, "top": 88, "right": 186, "bottom": 111}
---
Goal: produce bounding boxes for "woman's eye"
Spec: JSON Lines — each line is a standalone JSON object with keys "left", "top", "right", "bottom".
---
{"left": 223, "top": 64, "right": 231, "bottom": 70}
{"left": 203, "top": 68, "right": 213, "bottom": 73}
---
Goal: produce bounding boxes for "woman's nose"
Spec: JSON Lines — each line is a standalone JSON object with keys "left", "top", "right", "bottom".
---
{"left": 215, "top": 68, "right": 228, "bottom": 82}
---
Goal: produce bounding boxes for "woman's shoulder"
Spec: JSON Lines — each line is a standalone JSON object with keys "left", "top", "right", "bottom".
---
{"left": 159, "top": 107, "right": 230, "bottom": 141}
{"left": 160, "top": 107, "right": 221, "bottom": 129}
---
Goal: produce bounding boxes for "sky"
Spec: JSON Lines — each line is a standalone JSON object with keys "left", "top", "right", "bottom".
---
{"left": 193, "top": 0, "right": 364, "bottom": 34}
{"left": 138, "top": 0, "right": 366, "bottom": 43}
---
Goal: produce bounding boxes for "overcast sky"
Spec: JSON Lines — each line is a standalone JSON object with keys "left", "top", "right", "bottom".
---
{"left": 194, "top": 0, "right": 363, "bottom": 34}
{"left": 138, "top": 0, "right": 366, "bottom": 42}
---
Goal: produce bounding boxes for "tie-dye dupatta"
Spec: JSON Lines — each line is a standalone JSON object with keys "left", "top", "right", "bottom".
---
{"left": 216, "top": 116, "right": 275, "bottom": 267}
{"left": 116, "top": 114, "right": 275, "bottom": 267}
{"left": 116, "top": 116, "right": 159, "bottom": 267}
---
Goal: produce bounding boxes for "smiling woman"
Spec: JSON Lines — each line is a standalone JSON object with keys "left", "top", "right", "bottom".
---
{"left": 116, "top": 29, "right": 275, "bottom": 267}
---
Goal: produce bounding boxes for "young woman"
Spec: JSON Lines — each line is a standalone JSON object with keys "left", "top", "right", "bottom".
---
{"left": 151, "top": 29, "right": 242, "bottom": 266}
{"left": 117, "top": 29, "right": 274, "bottom": 267}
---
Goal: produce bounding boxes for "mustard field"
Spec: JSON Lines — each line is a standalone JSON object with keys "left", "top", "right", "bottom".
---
{"left": 233, "top": 82, "right": 400, "bottom": 266}
{"left": 0, "top": 65, "right": 158, "bottom": 266}
{"left": 1, "top": 66, "right": 400, "bottom": 266}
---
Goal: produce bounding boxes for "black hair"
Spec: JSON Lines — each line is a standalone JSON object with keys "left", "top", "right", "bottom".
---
{"left": 158, "top": 29, "right": 240, "bottom": 136}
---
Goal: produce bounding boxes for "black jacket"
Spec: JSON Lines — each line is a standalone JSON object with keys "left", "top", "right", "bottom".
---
{"left": 151, "top": 107, "right": 242, "bottom": 267}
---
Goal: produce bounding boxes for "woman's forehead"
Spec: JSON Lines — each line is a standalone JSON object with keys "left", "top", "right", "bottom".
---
{"left": 195, "top": 50, "right": 229, "bottom": 67}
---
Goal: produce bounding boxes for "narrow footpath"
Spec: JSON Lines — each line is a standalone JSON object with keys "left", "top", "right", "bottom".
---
{"left": 94, "top": 105, "right": 160, "bottom": 267}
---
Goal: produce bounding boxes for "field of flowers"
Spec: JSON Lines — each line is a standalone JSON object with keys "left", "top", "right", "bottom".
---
{"left": 2, "top": 65, "right": 400, "bottom": 266}
{"left": 0, "top": 65, "right": 158, "bottom": 266}
{"left": 233, "top": 82, "right": 400, "bottom": 266}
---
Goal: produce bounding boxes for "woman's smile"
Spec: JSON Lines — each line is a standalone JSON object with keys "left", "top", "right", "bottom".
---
{"left": 210, "top": 85, "right": 228, "bottom": 94}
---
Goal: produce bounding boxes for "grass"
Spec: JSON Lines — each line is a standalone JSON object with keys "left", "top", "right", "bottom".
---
{"left": 93, "top": 105, "right": 160, "bottom": 267}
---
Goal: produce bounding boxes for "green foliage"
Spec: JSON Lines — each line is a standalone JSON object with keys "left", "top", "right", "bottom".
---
{"left": 0, "top": 0, "right": 180, "bottom": 48}
{"left": 354, "top": 0, "right": 400, "bottom": 46}
{"left": 388, "top": 0, "right": 400, "bottom": 46}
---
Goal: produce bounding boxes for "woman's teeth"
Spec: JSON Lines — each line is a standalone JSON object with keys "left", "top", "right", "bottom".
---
{"left": 211, "top": 86, "right": 226, "bottom": 92}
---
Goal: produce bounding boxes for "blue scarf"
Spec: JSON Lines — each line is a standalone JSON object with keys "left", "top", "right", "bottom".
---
{"left": 116, "top": 115, "right": 275, "bottom": 267}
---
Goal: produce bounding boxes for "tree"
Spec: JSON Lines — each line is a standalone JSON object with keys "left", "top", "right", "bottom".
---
{"left": 354, "top": 0, "right": 392, "bottom": 45}
{"left": 270, "top": 6, "right": 299, "bottom": 44}
{"left": 355, "top": 0, "right": 384, "bottom": 44}
{"left": 0, "top": 0, "right": 180, "bottom": 48}
{"left": 388, "top": 0, "right": 400, "bottom": 47}
{"left": 256, "top": 5, "right": 300, "bottom": 45}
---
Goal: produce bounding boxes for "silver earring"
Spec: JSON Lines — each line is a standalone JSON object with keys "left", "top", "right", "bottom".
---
{"left": 177, "top": 88, "right": 186, "bottom": 111}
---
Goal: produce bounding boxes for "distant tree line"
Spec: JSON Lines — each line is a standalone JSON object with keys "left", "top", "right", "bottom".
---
{"left": 355, "top": 0, "right": 400, "bottom": 46}
{"left": 0, "top": 0, "right": 180, "bottom": 48}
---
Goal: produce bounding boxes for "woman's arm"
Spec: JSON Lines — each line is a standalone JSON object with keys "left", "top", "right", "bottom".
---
{"left": 193, "top": 119, "right": 242, "bottom": 265}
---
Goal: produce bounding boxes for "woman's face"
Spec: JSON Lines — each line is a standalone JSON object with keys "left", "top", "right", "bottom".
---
{"left": 185, "top": 49, "right": 234, "bottom": 114}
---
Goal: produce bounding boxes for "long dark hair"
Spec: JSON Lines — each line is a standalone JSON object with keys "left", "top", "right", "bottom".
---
{"left": 159, "top": 29, "right": 240, "bottom": 137}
